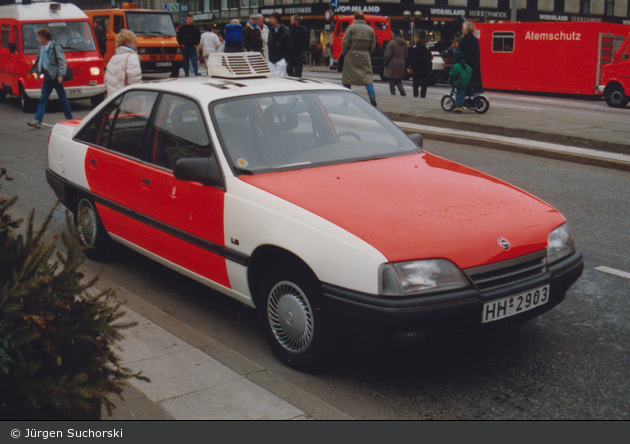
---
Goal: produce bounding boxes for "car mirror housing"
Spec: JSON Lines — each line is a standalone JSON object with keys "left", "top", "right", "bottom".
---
{"left": 174, "top": 157, "right": 224, "bottom": 189}
{"left": 407, "top": 132, "right": 423, "bottom": 149}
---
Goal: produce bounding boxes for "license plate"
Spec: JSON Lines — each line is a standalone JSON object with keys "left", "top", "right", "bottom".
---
{"left": 482, "top": 285, "right": 550, "bottom": 324}
{"left": 66, "top": 88, "right": 81, "bottom": 95}
{"left": 156, "top": 62, "right": 172, "bottom": 67}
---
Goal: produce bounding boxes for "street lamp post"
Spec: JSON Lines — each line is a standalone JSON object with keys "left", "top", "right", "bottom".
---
{"left": 403, "top": 10, "right": 411, "bottom": 41}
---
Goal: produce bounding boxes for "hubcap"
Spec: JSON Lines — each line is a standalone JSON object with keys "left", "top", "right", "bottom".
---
{"left": 267, "top": 281, "right": 314, "bottom": 354}
{"left": 77, "top": 200, "right": 97, "bottom": 248}
{"left": 611, "top": 91, "right": 623, "bottom": 104}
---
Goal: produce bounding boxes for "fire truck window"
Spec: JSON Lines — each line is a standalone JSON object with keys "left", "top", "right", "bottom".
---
{"left": 151, "top": 94, "right": 213, "bottom": 170}
{"left": 114, "top": 15, "right": 125, "bottom": 34}
{"left": 94, "top": 15, "right": 111, "bottom": 33}
{"left": 374, "top": 22, "right": 388, "bottom": 31}
{"left": 1, "top": 25, "right": 9, "bottom": 49}
{"left": 341, "top": 22, "right": 350, "bottom": 34}
{"left": 492, "top": 31, "right": 514, "bottom": 53}
{"left": 621, "top": 44, "right": 630, "bottom": 61}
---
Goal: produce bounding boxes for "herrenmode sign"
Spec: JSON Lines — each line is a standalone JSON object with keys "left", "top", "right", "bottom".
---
{"left": 525, "top": 31, "right": 582, "bottom": 41}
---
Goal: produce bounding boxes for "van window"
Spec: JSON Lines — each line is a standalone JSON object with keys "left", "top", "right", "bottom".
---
{"left": 21, "top": 22, "right": 96, "bottom": 54}
{"left": 113, "top": 15, "right": 125, "bottom": 34}
{"left": 1, "top": 25, "right": 9, "bottom": 49}
{"left": 492, "top": 31, "right": 514, "bottom": 53}
{"left": 373, "top": 22, "right": 388, "bottom": 31}
{"left": 94, "top": 15, "right": 111, "bottom": 33}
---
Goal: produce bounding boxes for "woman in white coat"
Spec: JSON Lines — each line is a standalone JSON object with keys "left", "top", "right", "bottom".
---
{"left": 104, "top": 30, "right": 142, "bottom": 96}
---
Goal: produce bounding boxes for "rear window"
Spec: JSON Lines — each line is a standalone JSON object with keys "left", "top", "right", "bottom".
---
{"left": 492, "top": 31, "right": 514, "bottom": 53}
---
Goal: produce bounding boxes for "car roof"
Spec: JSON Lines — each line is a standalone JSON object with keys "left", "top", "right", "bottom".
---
{"left": 129, "top": 75, "right": 349, "bottom": 103}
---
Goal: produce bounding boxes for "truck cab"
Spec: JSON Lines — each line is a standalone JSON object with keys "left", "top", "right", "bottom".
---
{"left": 599, "top": 33, "right": 630, "bottom": 108}
{"left": 85, "top": 2, "right": 182, "bottom": 74}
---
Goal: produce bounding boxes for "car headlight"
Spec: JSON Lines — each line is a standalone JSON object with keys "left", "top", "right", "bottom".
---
{"left": 90, "top": 67, "right": 100, "bottom": 76}
{"left": 138, "top": 47, "right": 147, "bottom": 54}
{"left": 379, "top": 259, "right": 470, "bottom": 296}
{"left": 547, "top": 223, "right": 575, "bottom": 264}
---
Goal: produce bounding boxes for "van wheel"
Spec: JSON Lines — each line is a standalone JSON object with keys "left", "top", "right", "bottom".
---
{"left": 0, "top": 90, "right": 6, "bottom": 103}
{"left": 605, "top": 84, "right": 629, "bottom": 108}
{"left": 74, "top": 197, "right": 112, "bottom": 261}
{"left": 258, "top": 262, "right": 330, "bottom": 372}
{"left": 19, "top": 86, "right": 37, "bottom": 113}
{"left": 90, "top": 93, "right": 105, "bottom": 108}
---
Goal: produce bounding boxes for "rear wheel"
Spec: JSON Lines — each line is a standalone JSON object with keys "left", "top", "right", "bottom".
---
{"left": 90, "top": 93, "right": 105, "bottom": 108}
{"left": 441, "top": 94, "right": 455, "bottom": 112}
{"left": 74, "top": 197, "right": 112, "bottom": 261}
{"left": 20, "top": 86, "right": 37, "bottom": 113}
{"left": 258, "top": 262, "right": 330, "bottom": 372}
{"left": 604, "top": 84, "right": 629, "bottom": 108}
{"left": 473, "top": 95, "right": 490, "bottom": 114}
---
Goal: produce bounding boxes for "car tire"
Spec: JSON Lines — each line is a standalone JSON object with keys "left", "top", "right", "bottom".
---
{"left": 258, "top": 261, "right": 330, "bottom": 372}
{"left": 20, "top": 86, "right": 37, "bottom": 113}
{"left": 74, "top": 197, "right": 112, "bottom": 261}
{"left": 604, "top": 84, "right": 629, "bottom": 108}
{"left": 90, "top": 93, "right": 105, "bottom": 108}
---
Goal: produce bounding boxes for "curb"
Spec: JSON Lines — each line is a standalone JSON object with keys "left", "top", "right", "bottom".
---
{"left": 395, "top": 121, "right": 630, "bottom": 173}
{"left": 384, "top": 112, "right": 630, "bottom": 156}
{"left": 86, "top": 270, "right": 354, "bottom": 421}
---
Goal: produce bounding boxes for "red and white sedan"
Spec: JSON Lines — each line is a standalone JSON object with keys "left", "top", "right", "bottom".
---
{"left": 46, "top": 54, "right": 583, "bottom": 370}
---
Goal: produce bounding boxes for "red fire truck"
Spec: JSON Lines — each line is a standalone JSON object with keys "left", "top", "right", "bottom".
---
{"left": 475, "top": 22, "right": 630, "bottom": 96}
{"left": 599, "top": 32, "right": 630, "bottom": 108}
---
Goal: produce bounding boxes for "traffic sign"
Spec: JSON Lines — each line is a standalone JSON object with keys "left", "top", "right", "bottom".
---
{"left": 330, "top": 0, "right": 340, "bottom": 10}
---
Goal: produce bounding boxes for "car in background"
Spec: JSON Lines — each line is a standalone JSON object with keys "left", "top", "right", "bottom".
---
{"left": 45, "top": 53, "right": 583, "bottom": 371}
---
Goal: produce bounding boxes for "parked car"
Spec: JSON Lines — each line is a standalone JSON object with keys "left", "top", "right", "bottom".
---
{"left": 46, "top": 53, "right": 583, "bottom": 371}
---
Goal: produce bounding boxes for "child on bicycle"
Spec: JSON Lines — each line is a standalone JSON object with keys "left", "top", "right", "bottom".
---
{"left": 449, "top": 51, "right": 472, "bottom": 114}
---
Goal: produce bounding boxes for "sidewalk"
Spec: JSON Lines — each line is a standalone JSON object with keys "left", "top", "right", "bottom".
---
{"left": 91, "top": 274, "right": 351, "bottom": 421}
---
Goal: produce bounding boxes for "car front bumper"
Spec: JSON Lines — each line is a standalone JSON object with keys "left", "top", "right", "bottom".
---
{"left": 322, "top": 251, "right": 583, "bottom": 332}
{"left": 26, "top": 84, "right": 106, "bottom": 100}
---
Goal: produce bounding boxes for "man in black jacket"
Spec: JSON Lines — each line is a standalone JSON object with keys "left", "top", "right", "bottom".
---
{"left": 287, "top": 15, "right": 309, "bottom": 78}
{"left": 177, "top": 14, "right": 201, "bottom": 77}
{"left": 267, "top": 12, "right": 292, "bottom": 75}
{"left": 243, "top": 14, "right": 263, "bottom": 53}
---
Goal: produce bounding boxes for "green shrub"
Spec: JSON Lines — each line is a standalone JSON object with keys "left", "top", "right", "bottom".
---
{"left": 0, "top": 169, "right": 148, "bottom": 419}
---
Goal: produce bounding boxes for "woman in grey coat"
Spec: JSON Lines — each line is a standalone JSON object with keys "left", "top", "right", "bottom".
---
{"left": 383, "top": 32, "right": 408, "bottom": 96}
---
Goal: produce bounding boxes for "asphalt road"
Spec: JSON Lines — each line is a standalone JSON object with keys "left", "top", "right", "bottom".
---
{"left": 1, "top": 92, "right": 629, "bottom": 420}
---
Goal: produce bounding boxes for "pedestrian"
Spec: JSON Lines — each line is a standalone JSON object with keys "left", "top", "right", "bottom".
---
{"left": 383, "top": 31, "right": 408, "bottom": 96}
{"left": 309, "top": 41, "right": 318, "bottom": 66}
{"left": 217, "top": 30, "right": 225, "bottom": 53}
{"left": 104, "top": 30, "right": 142, "bottom": 97}
{"left": 410, "top": 39, "right": 433, "bottom": 98}
{"left": 449, "top": 51, "right": 472, "bottom": 114}
{"left": 323, "top": 42, "right": 331, "bottom": 67}
{"left": 243, "top": 14, "right": 263, "bottom": 53}
{"left": 257, "top": 14, "right": 270, "bottom": 61}
{"left": 267, "top": 12, "right": 292, "bottom": 77}
{"left": 459, "top": 21, "right": 483, "bottom": 93}
{"left": 92, "top": 19, "right": 107, "bottom": 57}
{"left": 341, "top": 12, "right": 377, "bottom": 107}
{"left": 27, "top": 28, "right": 73, "bottom": 129}
{"left": 287, "top": 15, "right": 309, "bottom": 77}
{"left": 199, "top": 25, "right": 221, "bottom": 68}
{"left": 176, "top": 14, "right": 201, "bottom": 77}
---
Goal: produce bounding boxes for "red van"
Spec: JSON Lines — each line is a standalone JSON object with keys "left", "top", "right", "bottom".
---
{"left": 330, "top": 14, "right": 391, "bottom": 78}
{"left": 599, "top": 33, "right": 630, "bottom": 108}
{"left": 0, "top": 1, "right": 106, "bottom": 113}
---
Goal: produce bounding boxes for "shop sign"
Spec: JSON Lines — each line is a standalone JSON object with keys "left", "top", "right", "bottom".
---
{"left": 334, "top": 5, "right": 381, "bottom": 15}
{"left": 468, "top": 10, "right": 509, "bottom": 19}
{"left": 429, "top": 8, "right": 466, "bottom": 16}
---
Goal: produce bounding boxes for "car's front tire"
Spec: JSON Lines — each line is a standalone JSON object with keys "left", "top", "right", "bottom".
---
{"left": 74, "top": 197, "right": 112, "bottom": 261}
{"left": 259, "top": 262, "right": 330, "bottom": 372}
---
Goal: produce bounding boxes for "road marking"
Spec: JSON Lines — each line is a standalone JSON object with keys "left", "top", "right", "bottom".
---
{"left": 595, "top": 266, "right": 630, "bottom": 280}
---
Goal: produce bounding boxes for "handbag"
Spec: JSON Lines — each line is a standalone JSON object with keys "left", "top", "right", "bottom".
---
{"left": 52, "top": 43, "right": 74, "bottom": 81}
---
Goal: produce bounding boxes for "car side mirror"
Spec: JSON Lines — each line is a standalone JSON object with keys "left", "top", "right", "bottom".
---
{"left": 623, "top": 53, "right": 629, "bottom": 61}
{"left": 407, "top": 132, "right": 423, "bottom": 149}
{"left": 8, "top": 42, "right": 17, "bottom": 53}
{"left": 174, "top": 157, "right": 224, "bottom": 188}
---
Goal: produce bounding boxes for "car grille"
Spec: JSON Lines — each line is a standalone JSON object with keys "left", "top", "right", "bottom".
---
{"left": 463, "top": 250, "right": 547, "bottom": 293}
{"left": 141, "top": 47, "right": 179, "bottom": 55}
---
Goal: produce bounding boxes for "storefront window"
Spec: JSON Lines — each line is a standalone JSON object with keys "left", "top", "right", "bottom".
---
{"left": 581, "top": 0, "right": 590, "bottom": 14}
{"left": 605, "top": 0, "right": 614, "bottom": 15}
{"left": 554, "top": 0, "right": 564, "bottom": 13}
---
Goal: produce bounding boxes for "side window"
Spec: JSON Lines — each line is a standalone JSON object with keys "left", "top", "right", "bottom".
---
{"left": 109, "top": 90, "right": 158, "bottom": 159}
{"left": 374, "top": 22, "right": 388, "bottom": 31}
{"left": 1, "top": 25, "right": 9, "bottom": 48}
{"left": 492, "top": 31, "right": 514, "bottom": 53}
{"left": 75, "top": 95, "right": 122, "bottom": 147}
{"left": 95, "top": 15, "right": 111, "bottom": 33}
{"left": 113, "top": 15, "right": 125, "bottom": 33}
{"left": 151, "top": 94, "right": 213, "bottom": 170}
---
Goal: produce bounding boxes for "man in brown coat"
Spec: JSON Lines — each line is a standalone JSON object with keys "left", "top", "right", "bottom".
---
{"left": 341, "top": 12, "right": 377, "bottom": 107}
{"left": 243, "top": 14, "right": 263, "bottom": 53}
{"left": 383, "top": 32, "right": 408, "bottom": 96}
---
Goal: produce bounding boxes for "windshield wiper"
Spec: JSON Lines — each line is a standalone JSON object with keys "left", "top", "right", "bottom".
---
{"left": 233, "top": 166, "right": 254, "bottom": 176}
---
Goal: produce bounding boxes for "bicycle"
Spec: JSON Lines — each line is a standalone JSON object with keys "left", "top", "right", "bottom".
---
{"left": 441, "top": 85, "right": 490, "bottom": 114}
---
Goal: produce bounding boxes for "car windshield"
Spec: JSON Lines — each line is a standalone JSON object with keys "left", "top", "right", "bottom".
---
{"left": 125, "top": 12, "right": 177, "bottom": 37}
{"left": 210, "top": 91, "right": 420, "bottom": 175}
{"left": 22, "top": 21, "right": 96, "bottom": 54}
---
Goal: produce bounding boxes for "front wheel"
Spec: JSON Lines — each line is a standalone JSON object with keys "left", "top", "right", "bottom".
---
{"left": 259, "top": 262, "right": 330, "bottom": 372}
{"left": 74, "top": 197, "right": 112, "bottom": 261}
{"left": 473, "top": 95, "right": 490, "bottom": 114}
{"left": 441, "top": 94, "right": 455, "bottom": 112}
{"left": 605, "top": 84, "right": 629, "bottom": 108}
{"left": 20, "top": 87, "right": 37, "bottom": 113}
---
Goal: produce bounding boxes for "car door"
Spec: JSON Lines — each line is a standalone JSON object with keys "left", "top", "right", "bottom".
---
{"left": 75, "top": 89, "right": 159, "bottom": 241}
{"left": 137, "top": 93, "right": 230, "bottom": 287}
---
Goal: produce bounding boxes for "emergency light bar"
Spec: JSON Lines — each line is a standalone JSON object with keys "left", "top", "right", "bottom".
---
{"left": 207, "top": 52, "right": 271, "bottom": 79}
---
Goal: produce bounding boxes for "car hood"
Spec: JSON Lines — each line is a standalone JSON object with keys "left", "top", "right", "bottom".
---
{"left": 240, "top": 153, "right": 565, "bottom": 269}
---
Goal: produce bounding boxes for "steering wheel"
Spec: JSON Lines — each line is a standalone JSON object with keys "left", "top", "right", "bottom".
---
{"left": 321, "top": 131, "right": 362, "bottom": 146}
{"left": 65, "top": 37, "right": 84, "bottom": 46}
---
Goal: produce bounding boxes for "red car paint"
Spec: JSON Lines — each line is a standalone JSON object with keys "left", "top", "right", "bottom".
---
{"left": 241, "top": 153, "right": 566, "bottom": 270}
